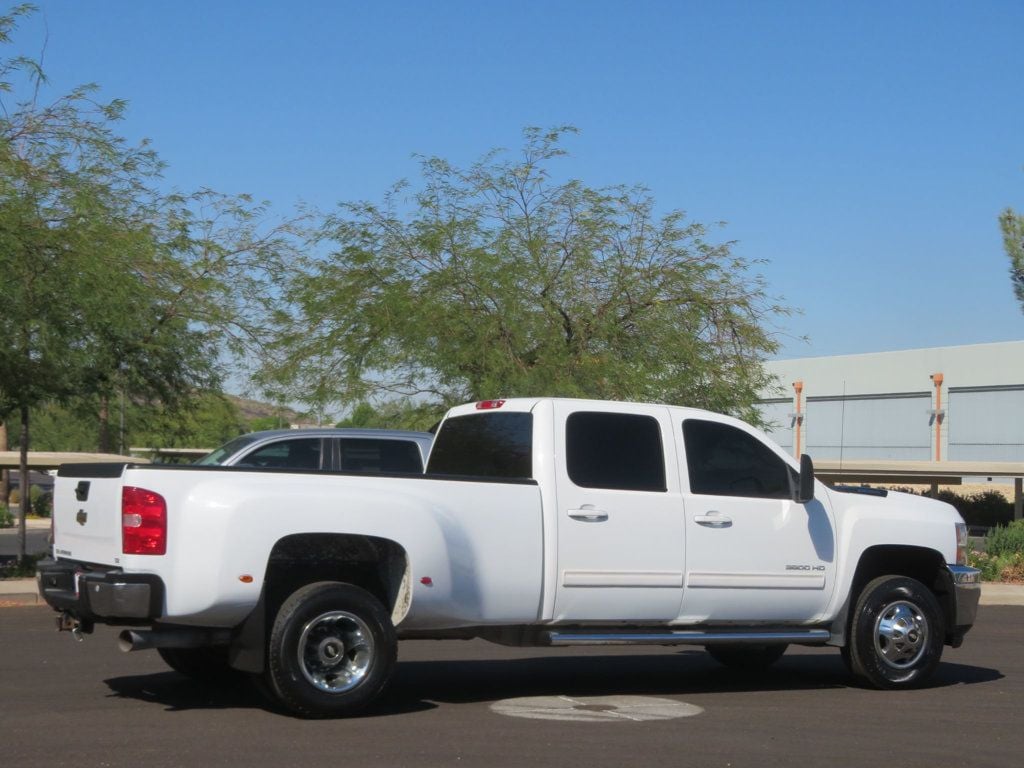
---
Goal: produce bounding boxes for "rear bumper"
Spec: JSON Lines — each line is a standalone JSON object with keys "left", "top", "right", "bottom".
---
{"left": 36, "top": 558, "right": 163, "bottom": 623}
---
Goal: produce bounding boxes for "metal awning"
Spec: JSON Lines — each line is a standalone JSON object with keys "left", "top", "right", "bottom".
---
{"left": 814, "top": 459, "right": 1024, "bottom": 519}
{"left": 0, "top": 452, "right": 150, "bottom": 470}
{"left": 815, "top": 459, "right": 1024, "bottom": 484}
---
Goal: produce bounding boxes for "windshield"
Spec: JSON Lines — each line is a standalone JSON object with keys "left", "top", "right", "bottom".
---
{"left": 194, "top": 434, "right": 262, "bottom": 466}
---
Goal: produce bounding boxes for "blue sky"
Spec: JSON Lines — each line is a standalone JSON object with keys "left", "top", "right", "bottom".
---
{"left": 14, "top": 1, "right": 1024, "bottom": 360}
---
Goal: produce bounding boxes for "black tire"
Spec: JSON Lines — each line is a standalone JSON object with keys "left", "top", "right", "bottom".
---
{"left": 706, "top": 643, "right": 788, "bottom": 671}
{"left": 264, "top": 581, "right": 396, "bottom": 717}
{"left": 847, "top": 575, "right": 944, "bottom": 689}
{"left": 157, "top": 647, "right": 234, "bottom": 681}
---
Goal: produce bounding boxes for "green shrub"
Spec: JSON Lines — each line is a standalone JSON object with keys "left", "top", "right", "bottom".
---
{"left": 0, "top": 552, "right": 45, "bottom": 578}
{"left": 3, "top": 486, "right": 54, "bottom": 517}
{"left": 1000, "top": 553, "right": 1024, "bottom": 582}
{"left": 985, "top": 520, "right": 1024, "bottom": 559}
{"left": 935, "top": 489, "right": 1014, "bottom": 528}
{"left": 31, "top": 487, "right": 52, "bottom": 518}
{"left": 967, "top": 550, "right": 1003, "bottom": 581}
{"left": 0, "top": 504, "right": 13, "bottom": 529}
{"left": 887, "top": 487, "right": 1014, "bottom": 529}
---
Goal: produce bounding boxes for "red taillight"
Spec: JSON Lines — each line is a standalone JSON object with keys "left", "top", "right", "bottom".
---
{"left": 476, "top": 399, "right": 506, "bottom": 410}
{"left": 122, "top": 486, "right": 167, "bottom": 555}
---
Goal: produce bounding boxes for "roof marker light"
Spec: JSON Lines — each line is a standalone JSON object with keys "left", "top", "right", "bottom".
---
{"left": 476, "top": 400, "right": 506, "bottom": 410}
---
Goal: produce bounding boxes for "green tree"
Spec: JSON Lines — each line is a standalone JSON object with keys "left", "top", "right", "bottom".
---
{"left": 0, "top": 4, "right": 166, "bottom": 557}
{"left": 79, "top": 186, "right": 301, "bottom": 452}
{"left": 28, "top": 402, "right": 99, "bottom": 452}
{"left": 0, "top": 419, "right": 9, "bottom": 508}
{"left": 0, "top": 7, "right": 301, "bottom": 559}
{"left": 1001, "top": 206, "right": 1024, "bottom": 314}
{"left": 128, "top": 392, "right": 246, "bottom": 450}
{"left": 152, "top": 188, "right": 303, "bottom": 377}
{"left": 268, "top": 127, "right": 788, "bottom": 425}
{"left": 335, "top": 402, "right": 378, "bottom": 428}
{"left": 248, "top": 416, "right": 287, "bottom": 431}
{"left": 334, "top": 400, "right": 439, "bottom": 431}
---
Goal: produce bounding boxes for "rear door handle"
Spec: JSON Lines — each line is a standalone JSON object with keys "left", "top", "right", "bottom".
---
{"left": 694, "top": 512, "right": 732, "bottom": 528}
{"left": 568, "top": 505, "right": 609, "bottom": 522}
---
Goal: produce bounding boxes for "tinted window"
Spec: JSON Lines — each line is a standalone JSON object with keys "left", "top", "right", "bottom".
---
{"left": 683, "top": 419, "right": 791, "bottom": 499}
{"left": 427, "top": 413, "right": 533, "bottom": 479}
{"left": 566, "top": 412, "right": 666, "bottom": 492}
{"left": 235, "top": 438, "right": 323, "bottom": 470}
{"left": 339, "top": 439, "right": 423, "bottom": 473}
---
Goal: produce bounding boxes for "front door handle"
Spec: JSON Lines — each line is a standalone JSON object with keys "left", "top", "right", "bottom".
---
{"left": 568, "top": 505, "right": 609, "bottom": 522}
{"left": 694, "top": 511, "right": 732, "bottom": 528}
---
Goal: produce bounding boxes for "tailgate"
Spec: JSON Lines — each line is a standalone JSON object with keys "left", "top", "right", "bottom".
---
{"left": 53, "top": 464, "right": 130, "bottom": 566}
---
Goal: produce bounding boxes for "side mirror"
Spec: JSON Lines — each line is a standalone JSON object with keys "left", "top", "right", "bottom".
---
{"left": 795, "top": 454, "right": 815, "bottom": 504}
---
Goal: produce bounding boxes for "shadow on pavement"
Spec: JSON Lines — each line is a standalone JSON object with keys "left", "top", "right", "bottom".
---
{"left": 104, "top": 671, "right": 265, "bottom": 713}
{"left": 102, "top": 649, "right": 1003, "bottom": 718}
{"left": 104, "top": 670, "right": 438, "bottom": 717}
{"left": 383, "top": 650, "right": 1003, "bottom": 706}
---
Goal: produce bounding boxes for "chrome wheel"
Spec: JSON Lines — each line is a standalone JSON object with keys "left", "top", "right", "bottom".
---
{"left": 872, "top": 600, "right": 928, "bottom": 670}
{"left": 297, "top": 610, "right": 374, "bottom": 693}
{"left": 265, "top": 582, "right": 397, "bottom": 716}
{"left": 849, "top": 576, "right": 944, "bottom": 689}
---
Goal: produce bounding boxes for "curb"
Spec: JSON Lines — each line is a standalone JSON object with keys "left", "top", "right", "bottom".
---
{"left": 977, "top": 583, "right": 1024, "bottom": 606}
{"left": 0, "top": 578, "right": 41, "bottom": 607}
{"left": 1, "top": 518, "right": 53, "bottom": 531}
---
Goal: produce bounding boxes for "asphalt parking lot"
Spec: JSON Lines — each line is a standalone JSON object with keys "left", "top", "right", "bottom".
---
{"left": 2, "top": 604, "right": 1021, "bottom": 768}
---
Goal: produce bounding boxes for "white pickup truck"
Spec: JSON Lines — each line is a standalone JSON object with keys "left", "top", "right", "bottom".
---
{"left": 38, "top": 397, "right": 981, "bottom": 717}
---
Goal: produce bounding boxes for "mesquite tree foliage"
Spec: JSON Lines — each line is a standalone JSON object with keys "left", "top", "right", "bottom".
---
{"left": 0, "top": 6, "right": 299, "bottom": 556}
{"left": 1002, "top": 205, "right": 1024, "bottom": 314}
{"left": 268, "top": 127, "right": 790, "bottom": 427}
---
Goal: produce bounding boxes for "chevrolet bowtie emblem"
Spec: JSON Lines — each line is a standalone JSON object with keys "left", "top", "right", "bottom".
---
{"left": 76, "top": 509, "right": 88, "bottom": 526}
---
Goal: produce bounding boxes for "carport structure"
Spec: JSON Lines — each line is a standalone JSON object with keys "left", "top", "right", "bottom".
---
{"left": 0, "top": 452, "right": 147, "bottom": 470}
{"left": 814, "top": 459, "right": 1024, "bottom": 521}
{"left": 758, "top": 341, "right": 1024, "bottom": 522}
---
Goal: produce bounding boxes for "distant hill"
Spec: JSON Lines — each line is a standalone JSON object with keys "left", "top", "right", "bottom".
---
{"left": 228, "top": 396, "right": 304, "bottom": 427}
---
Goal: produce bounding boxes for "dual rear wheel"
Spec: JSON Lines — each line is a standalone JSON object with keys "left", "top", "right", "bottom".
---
{"left": 156, "top": 581, "right": 398, "bottom": 717}
{"left": 263, "top": 581, "right": 397, "bottom": 717}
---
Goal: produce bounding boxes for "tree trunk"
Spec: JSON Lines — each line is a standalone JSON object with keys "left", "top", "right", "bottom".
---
{"left": 18, "top": 404, "right": 29, "bottom": 563}
{"left": 98, "top": 394, "right": 111, "bottom": 453}
{"left": 0, "top": 420, "right": 9, "bottom": 507}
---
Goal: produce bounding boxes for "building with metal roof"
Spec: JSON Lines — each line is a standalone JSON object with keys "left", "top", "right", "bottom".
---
{"left": 756, "top": 340, "right": 1024, "bottom": 518}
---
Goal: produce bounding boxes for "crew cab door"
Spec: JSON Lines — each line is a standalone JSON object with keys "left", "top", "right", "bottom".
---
{"left": 677, "top": 416, "right": 836, "bottom": 622}
{"left": 552, "top": 403, "right": 684, "bottom": 621}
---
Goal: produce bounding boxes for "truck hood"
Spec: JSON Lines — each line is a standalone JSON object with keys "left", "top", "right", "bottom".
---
{"left": 828, "top": 486, "right": 964, "bottom": 523}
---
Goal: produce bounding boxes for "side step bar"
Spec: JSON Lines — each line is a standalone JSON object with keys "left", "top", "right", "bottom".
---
{"left": 544, "top": 629, "right": 831, "bottom": 647}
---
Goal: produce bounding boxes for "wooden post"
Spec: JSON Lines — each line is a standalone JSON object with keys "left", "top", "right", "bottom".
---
{"left": 930, "top": 373, "right": 944, "bottom": 462}
{"left": 793, "top": 380, "right": 804, "bottom": 458}
{"left": 1015, "top": 478, "right": 1023, "bottom": 521}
